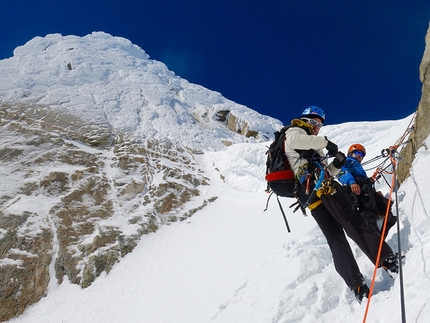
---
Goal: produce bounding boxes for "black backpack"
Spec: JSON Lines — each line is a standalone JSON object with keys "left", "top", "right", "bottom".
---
{"left": 265, "top": 125, "right": 296, "bottom": 198}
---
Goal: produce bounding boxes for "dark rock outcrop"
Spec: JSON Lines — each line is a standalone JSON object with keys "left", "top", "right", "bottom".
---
{"left": 398, "top": 24, "right": 430, "bottom": 183}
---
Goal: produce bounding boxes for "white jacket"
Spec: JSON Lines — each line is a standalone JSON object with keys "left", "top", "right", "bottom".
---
{"left": 284, "top": 123, "right": 340, "bottom": 177}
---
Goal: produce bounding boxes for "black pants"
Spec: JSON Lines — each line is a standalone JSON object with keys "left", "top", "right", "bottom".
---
{"left": 319, "top": 182, "right": 394, "bottom": 265}
{"left": 373, "top": 192, "right": 397, "bottom": 237}
{"left": 310, "top": 202, "right": 365, "bottom": 290}
{"left": 298, "top": 182, "right": 393, "bottom": 290}
{"left": 354, "top": 177, "right": 397, "bottom": 237}
{"left": 298, "top": 184, "right": 364, "bottom": 289}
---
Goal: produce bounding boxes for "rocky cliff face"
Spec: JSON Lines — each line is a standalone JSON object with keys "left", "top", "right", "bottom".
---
{"left": 398, "top": 24, "right": 430, "bottom": 182}
{"left": 0, "top": 102, "right": 216, "bottom": 321}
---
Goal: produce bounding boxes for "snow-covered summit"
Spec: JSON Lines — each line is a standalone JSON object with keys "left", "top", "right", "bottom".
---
{"left": 0, "top": 32, "right": 282, "bottom": 151}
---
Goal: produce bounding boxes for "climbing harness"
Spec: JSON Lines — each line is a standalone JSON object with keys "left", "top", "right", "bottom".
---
{"left": 265, "top": 153, "right": 335, "bottom": 232}
{"left": 290, "top": 160, "right": 328, "bottom": 215}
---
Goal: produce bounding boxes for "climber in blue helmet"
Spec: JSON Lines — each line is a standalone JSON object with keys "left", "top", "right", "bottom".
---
{"left": 282, "top": 106, "right": 396, "bottom": 303}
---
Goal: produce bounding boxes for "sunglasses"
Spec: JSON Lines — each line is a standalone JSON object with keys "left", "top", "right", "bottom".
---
{"left": 303, "top": 118, "right": 323, "bottom": 128}
{"left": 353, "top": 150, "right": 365, "bottom": 157}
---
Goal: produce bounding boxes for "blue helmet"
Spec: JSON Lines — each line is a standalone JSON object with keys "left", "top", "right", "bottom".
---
{"left": 301, "top": 106, "right": 325, "bottom": 124}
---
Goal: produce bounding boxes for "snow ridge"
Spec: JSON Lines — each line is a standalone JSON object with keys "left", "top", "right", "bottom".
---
{"left": 0, "top": 32, "right": 282, "bottom": 151}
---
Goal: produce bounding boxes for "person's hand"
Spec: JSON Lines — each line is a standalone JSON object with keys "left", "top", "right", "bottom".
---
{"left": 326, "top": 140, "right": 338, "bottom": 157}
{"left": 333, "top": 151, "right": 346, "bottom": 169}
{"left": 350, "top": 183, "right": 361, "bottom": 195}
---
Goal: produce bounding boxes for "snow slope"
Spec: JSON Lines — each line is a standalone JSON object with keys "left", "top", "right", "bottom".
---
{"left": 5, "top": 114, "right": 430, "bottom": 323}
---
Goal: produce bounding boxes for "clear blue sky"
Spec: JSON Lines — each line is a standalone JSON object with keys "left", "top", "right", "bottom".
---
{"left": 1, "top": 0, "right": 429, "bottom": 125}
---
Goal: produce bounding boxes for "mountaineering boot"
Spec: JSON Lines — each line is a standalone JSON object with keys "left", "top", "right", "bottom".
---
{"left": 353, "top": 283, "right": 370, "bottom": 304}
{"left": 382, "top": 254, "right": 399, "bottom": 274}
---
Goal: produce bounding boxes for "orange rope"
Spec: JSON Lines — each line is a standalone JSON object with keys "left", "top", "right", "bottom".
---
{"left": 362, "top": 155, "right": 397, "bottom": 323}
{"left": 361, "top": 113, "right": 416, "bottom": 321}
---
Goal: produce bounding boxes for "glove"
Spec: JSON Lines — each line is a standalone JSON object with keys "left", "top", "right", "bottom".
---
{"left": 333, "top": 151, "right": 346, "bottom": 169}
{"left": 326, "top": 140, "right": 338, "bottom": 157}
{"left": 336, "top": 151, "right": 345, "bottom": 162}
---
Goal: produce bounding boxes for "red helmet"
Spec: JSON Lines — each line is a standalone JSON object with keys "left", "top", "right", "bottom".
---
{"left": 348, "top": 144, "right": 366, "bottom": 156}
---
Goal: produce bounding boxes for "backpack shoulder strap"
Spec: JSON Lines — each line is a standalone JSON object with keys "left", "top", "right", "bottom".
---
{"left": 280, "top": 125, "right": 292, "bottom": 133}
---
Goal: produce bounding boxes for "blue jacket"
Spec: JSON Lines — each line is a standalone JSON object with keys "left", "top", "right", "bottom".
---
{"left": 338, "top": 156, "right": 368, "bottom": 186}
